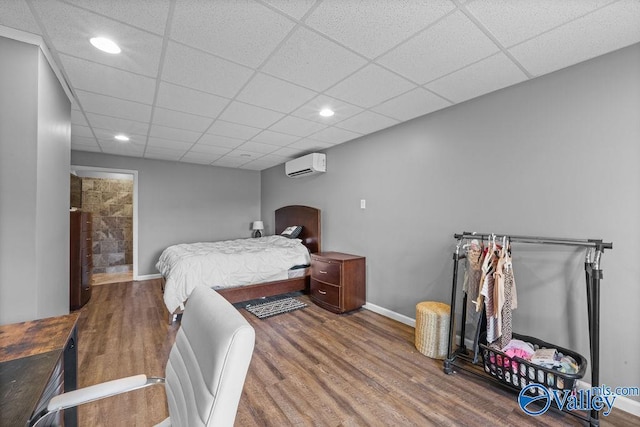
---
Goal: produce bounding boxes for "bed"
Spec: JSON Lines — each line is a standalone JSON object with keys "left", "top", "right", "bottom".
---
{"left": 157, "top": 205, "right": 321, "bottom": 314}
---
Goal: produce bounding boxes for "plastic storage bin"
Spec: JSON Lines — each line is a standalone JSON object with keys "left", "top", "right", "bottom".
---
{"left": 480, "top": 332, "right": 587, "bottom": 393}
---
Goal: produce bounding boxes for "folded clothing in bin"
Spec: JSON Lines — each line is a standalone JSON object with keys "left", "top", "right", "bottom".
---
{"left": 480, "top": 332, "right": 587, "bottom": 392}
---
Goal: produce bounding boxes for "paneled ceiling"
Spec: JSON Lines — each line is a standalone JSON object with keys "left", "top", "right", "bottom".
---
{"left": 2, "top": 0, "right": 639, "bottom": 170}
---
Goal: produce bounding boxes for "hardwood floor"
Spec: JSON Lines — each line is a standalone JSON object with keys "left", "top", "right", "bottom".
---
{"left": 75, "top": 279, "right": 640, "bottom": 426}
{"left": 91, "top": 271, "right": 134, "bottom": 286}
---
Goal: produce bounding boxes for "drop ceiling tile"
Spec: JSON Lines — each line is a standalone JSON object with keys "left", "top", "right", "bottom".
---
{"left": 372, "top": 88, "right": 451, "bottom": 121}
{"left": 290, "top": 94, "right": 364, "bottom": 124}
{"left": 93, "top": 128, "right": 145, "bottom": 144}
{"left": 33, "top": 0, "right": 163, "bottom": 77}
{"left": 309, "top": 126, "right": 362, "bottom": 144}
{"left": 146, "top": 137, "right": 193, "bottom": 150}
{"left": 60, "top": 54, "right": 156, "bottom": 104}
{"left": 262, "top": 0, "right": 316, "bottom": 20}
{"left": 71, "top": 135, "right": 99, "bottom": 147}
{"left": 262, "top": 27, "right": 368, "bottom": 92}
{"left": 212, "top": 157, "right": 250, "bottom": 168}
{"left": 509, "top": 1, "right": 640, "bottom": 77}
{"left": 71, "top": 143, "right": 102, "bottom": 153}
{"left": 0, "top": 0, "right": 41, "bottom": 34}
{"left": 326, "top": 64, "right": 416, "bottom": 108}
{"left": 378, "top": 10, "right": 500, "bottom": 84}
{"left": 198, "top": 134, "right": 246, "bottom": 149}
{"left": 85, "top": 112, "right": 149, "bottom": 135}
{"left": 218, "top": 101, "right": 285, "bottom": 129}
{"left": 162, "top": 41, "right": 254, "bottom": 98}
{"left": 188, "top": 143, "right": 232, "bottom": 156}
{"left": 99, "top": 141, "right": 145, "bottom": 156}
{"left": 71, "top": 124, "right": 94, "bottom": 138}
{"left": 152, "top": 108, "right": 213, "bottom": 132}
{"left": 171, "top": 0, "right": 295, "bottom": 67}
{"left": 149, "top": 124, "right": 202, "bottom": 143}
{"left": 180, "top": 152, "right": 219, "bottom": 165}
{"left": 237, "top": 141, "right": 281, "bottom": 154}
{"left": 272, "top": 146, "right": 306, "bottom": 158}
{"left": 76, "top": 90, "right": 152, "bottom": 123}
{"left": 70, "top": 109, "right": 86, "bottom": 125}
{"left": 306, "top": 0, "right": 454, "bottom": 58}
{"left": 63, "top": 0, "right": 171, "bottom": 35}
{"left": 71, "top": 110, "right": 89, "bottom": 126}
{"left": 287, "top": 139, "right": 333, "bottom": 151}
{"left": 236, "top": 73, "right": 317, "bottom": 113}
{"left": 144, "top": 146, "right": 186, "bottom": 161}
{"left": 225, "top": 149, "right": 265, "bottom": 162}
{"left": 426, "top": 53, "right": 528, "bottom": 103}
{"left": 335, "top": 111, "right": 399, "bottom": 135}
{"left": 251, "top": 130, "right": 300, "bottom": 146}
{"left": 239, "top": 162, "right": 270, "bottom": 171}
{"left": 205, "top": 120, "right": 261, "bottom": 140}
{"left": 465, "top": 0, "right": 615, "bottom": 47}
{"left": 240, "top": 154, "right": 287, "bottom": 170}
{"left": 156, "top": 82, "right": 229, "bottom": 118}
{"left": 268, "top": 115, "right": 328, "bottom": 137}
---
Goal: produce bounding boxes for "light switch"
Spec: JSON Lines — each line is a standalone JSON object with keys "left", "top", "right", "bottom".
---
{"left": 360, "top": 199, "right": 366, "bottom": 209}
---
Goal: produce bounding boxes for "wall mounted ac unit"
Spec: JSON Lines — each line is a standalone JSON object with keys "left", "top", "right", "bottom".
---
{"left": 285, "top": 153, "right": 326, "bottom": 178}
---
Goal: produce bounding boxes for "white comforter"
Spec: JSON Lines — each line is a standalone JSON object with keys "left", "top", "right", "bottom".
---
{"left": 157, "top": 235, "right": 311, "bottom": 313}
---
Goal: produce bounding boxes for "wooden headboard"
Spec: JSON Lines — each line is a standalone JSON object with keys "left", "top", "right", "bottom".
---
{"left": 275, "top": 205, "right": 321, "bottom": 254}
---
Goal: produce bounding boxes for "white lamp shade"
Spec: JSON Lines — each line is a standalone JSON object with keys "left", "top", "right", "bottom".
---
{"left": 251, "top": 221, "right": 264, "bottom": 231}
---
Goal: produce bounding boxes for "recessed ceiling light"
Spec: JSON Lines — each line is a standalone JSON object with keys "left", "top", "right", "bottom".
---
{"left": 114, "top": 134, "right": 129, "bottom": 142}
{"left": 90, "top": 37, "right": 121, "bottom": 54}
{"left": 319, "top": 108, "right": 335, "bottom": 117}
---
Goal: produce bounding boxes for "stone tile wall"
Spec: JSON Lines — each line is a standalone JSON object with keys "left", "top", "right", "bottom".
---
{"left": 81, "top": 178, "right": 133, "bottom": 274}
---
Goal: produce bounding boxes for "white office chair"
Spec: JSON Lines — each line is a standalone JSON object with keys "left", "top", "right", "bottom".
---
{"left": 34, "top": 286, "right": 256, "bottom": 426}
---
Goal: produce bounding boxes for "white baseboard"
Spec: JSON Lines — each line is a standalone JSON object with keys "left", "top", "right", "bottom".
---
{"left": 135, "top": 273, "right": 162, "bottom": 281}
{"left": 363, "top": 302, "right": 640, "bottom": 418}
{"left": 363, "top": 302, "right": 415, "bottom": 327}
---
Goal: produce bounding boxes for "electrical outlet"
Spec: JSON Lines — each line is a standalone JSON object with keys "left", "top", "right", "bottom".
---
{"left": 360, "top": 199, "right": 366, "bottom": 209}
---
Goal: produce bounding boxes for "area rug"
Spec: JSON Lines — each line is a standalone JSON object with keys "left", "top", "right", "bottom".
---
{"left": 244, "top": 297, "right": 307, "bottom": 319}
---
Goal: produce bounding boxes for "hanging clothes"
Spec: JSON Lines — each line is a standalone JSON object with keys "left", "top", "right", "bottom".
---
{"left": 492, "top": 242, "right": 516, "bottom": 349}
{"left": 462, "top": 239, "right": 484, "bottom": 345}
{"left": 471, "top": 236, "right": 519, "bottom": 348}
{"left": 478, "top": 240, "right": 501, "bottom": 343}
{"left": 463, "top": 239, "right": 483, "bottom": 312}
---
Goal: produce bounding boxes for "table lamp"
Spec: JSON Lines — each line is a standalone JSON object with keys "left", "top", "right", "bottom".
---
{"left": 252, "top": 221, "right": 264, "bottom": 238}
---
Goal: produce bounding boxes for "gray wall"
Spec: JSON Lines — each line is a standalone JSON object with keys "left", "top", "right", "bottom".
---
{"left": 262, "top": 44, "right": 640, "bottom": 396}
{"left": 0, "top": 37, "right": 71, "bottom": 324}
{"left": 70, "top": 152, "right": 261, "bottom": 275}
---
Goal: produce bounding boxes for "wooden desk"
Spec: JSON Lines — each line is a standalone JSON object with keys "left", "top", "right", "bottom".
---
{"left": 0, "top": 313, "right": 79, "bottom": 426}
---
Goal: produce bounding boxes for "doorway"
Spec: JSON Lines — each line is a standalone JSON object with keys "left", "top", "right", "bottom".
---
{"left": 71, "top": 166, "right": 139, "bottom": 282}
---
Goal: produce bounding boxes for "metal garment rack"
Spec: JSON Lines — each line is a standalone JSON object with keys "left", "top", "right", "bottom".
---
{"left": 443, "top": 232, "right": 613, "bottom": 427}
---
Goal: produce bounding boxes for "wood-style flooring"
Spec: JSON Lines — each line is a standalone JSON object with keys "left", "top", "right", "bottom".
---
{"left": 91, "top": 271, "right": 133, "bottom": 286}
{"left": 75, "top": 279, "right": 640, "bottom": 426}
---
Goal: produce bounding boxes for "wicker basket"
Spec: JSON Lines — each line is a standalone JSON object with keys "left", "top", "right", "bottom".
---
{"left": 415, "top": 301, "right": 450, "bottom": 359}
{"left": 480, "top": 332, "right": 587, "bottom": 393}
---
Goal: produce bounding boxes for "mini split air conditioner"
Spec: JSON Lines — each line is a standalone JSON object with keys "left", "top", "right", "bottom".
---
{"left": 285, "top": 153, "right": 326, "bottom": 178}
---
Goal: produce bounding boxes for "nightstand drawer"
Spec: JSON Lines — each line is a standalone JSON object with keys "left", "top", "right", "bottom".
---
{"left": 310, "top": 279, "right": 340, "bottom": 308}
{"left": 310, "top": 259, "right": 341, "bottom": 285}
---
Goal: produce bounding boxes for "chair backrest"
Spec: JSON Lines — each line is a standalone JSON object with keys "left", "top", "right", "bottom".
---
{"left": 164, "top": 287, "right": 255, "bottom": 427}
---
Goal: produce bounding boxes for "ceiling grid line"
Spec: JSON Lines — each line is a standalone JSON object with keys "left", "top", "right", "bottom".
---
{"left": 142, "top": 0, "right": 178, "bottom": 160}
{"left": 3, "top": 0, "right": 637, "bottom": 169}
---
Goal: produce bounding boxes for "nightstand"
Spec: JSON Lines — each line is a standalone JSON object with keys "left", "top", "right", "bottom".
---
{"left": 310, "top": 252, "right": 366, "bottom": 313}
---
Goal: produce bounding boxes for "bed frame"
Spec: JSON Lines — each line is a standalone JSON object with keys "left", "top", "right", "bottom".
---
{"left": 200, "top": 205, "right": 321, "bottom": 304}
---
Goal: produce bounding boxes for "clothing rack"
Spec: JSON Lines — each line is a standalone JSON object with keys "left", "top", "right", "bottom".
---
{"left": 444, "top": 231, "right": 612, "bottom": 427}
